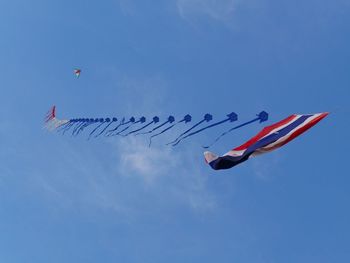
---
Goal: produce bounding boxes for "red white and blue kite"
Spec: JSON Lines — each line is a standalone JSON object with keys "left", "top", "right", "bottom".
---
{"left": 74, "top": 69, "right": 81, "bottom": 78}
{"left": 204, "top": 113, "right": 328, "bottom": 170}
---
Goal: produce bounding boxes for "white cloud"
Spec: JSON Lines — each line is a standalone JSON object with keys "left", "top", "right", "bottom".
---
{"left": 118, "top": 136, "right": 179, "bottom": 183}
{"left": 114, "top": 136, "right": 217, "bottom": 212}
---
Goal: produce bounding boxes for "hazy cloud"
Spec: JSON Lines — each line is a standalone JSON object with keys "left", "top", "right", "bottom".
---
{"left": 177, "top": 0, "right": 237, "bottom": 21}
{"left": 250, "top": 153, "right": 282, "bottom": 180}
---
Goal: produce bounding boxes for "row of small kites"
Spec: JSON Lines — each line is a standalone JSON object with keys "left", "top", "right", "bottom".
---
{"left": 45, "top": 105, "right": 328, "bottom": 170}
{"left": 45, "top": 106, "right": 269, "bottom": 148}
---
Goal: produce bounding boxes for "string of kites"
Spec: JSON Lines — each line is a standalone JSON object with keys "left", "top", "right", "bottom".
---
{"left": 45, "top": 105, "right": 269, "bottom": 148}
{"left": 45, "top": 69, "right": 328, "bottom": 170}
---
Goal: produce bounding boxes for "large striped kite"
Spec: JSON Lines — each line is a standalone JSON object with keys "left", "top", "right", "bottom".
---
{"left": 204, "top": 113, "right": 328, "bottom": 170}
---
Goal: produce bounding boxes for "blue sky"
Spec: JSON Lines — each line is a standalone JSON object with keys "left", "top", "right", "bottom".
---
{"left": 0, "top": 0, "right": 349, "bottom": 262}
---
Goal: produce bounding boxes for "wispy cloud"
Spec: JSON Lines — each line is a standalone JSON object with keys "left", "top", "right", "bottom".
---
{"left": 250, "top": 153, "right": 282, "bottom": 180}
{"left": 118, "top": 136, "right": 179, "bottom": 183}
{"left": 118, "top": 0, "right": 137, "bottom": 16}
{"left": 114, "top": 136, "right": 217, "bottom": 212}
{"left": 177, "top": 0, "right": 237, "bottom": 22}
{"left": 30, "top": 138, "right": 217, "bottom": 218}
{"left": 28, "top": 73, "right": 217, "bottom": 218}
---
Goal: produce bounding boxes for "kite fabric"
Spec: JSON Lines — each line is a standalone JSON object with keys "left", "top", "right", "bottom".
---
{"left": 204, "top": 113, "right": 328, "bottom": 170}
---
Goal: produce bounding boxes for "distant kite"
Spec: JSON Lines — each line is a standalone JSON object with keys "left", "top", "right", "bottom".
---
{"left": 44, "top": 106, "right": 269, "bottom": 147}
{"left": 204, "top": 113, "right": 328, "bottom": 170}
{"left": 74, "top": 69, "right": 81, "bottom": 78}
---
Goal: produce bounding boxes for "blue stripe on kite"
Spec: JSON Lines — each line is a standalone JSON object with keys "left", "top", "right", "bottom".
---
{"left": 246, "top": 115, "right": 312, "bottom": 154}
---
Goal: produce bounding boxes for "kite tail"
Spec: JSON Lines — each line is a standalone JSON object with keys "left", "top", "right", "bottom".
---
{"left": 56, "top": 121, "right": 71, "bottom": 132}
{"left": 76, "top": 121, "right": 94, "bottom": 136}
{"left": 173, "top": 118, "right": 235, "bottom": 146}
{"left": 72, "top": 121, "right": 87, "bottom": 136}
{"left": 148, "top": 123, "right": 176, "bottom": 147}
{"left": 94, "top": 120, "right": 115, "bottom": 138}
{"left": 115, "top": 123, "right": 135, "bottom": 136}
{"left": 106, "top": 120, "right": 125, "bottom": 136}
{"left": 167, "top": 119, "right": 206, "bottom": 145}
{"left": 88, "top": 119, "right": 110, "bottom": 139}
{"left": 202, "top": 118, "right": 259, "bottom": 149}
{"left": 125, "top": 121, "right": 153, "bottom": 136}
{"left": 61, "top": 122, "right": 75, "bottom": 135}
{"left": 137, "top": 121, "right": 168, "bottom": 136}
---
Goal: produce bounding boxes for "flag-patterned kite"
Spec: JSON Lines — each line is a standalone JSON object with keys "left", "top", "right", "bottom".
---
{"left": 204, "top": 113, "right": 328, "bottom": 170}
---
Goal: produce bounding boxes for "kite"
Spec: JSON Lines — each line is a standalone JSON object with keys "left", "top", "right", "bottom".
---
{"left": 124, "top": 116, "right": 160, "bottom": 136}
{"left": 171, "top": 112, "right": 238, "bottom": 146}
{"left": 204, "top": 113, "right": 328, "bottom": 170}
{"left": 44, "top": 106, "right": 269, "bottom": 147}
{"left": 74, "top": 69, "right": 81, "bottom": 78}
{"left": 70, "top": 118, "right": 102, "bottom": 136}
{"left": 88, "top": 118, "right": 112, "bottom": 139}
{"left": 94, "top": 117, "right": 118, "bottom": 137}
{"left": 116, "top": 117, "right": 146, "bottom": 136}
{"left": 137, "top": 116, "right": 175, "bottom": 136}
{"left": 106, "top": 117, "right": 135, "bottom": 136}
{"left": 148, "top": 114, "right": 192, "bottom": 147}
{"left": 167, "top": 113, "right": 213, "bottom": 146}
